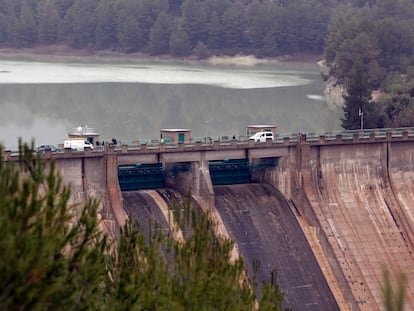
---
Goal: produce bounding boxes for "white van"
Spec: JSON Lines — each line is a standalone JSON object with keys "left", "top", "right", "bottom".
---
{"left": 249, "top": 131, "right": 274, "bottom": 143}
{"left": 64, "top": 139, "right": 94, "bottom": 151}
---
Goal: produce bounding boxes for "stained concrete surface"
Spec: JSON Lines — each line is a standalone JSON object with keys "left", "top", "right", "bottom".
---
{"left": 214, "top": 183, "right": 339, "bottom": 310}
{"left": 122, "top": 190, "right": 172, "bottom": 241}
{"left": 305, "top": 143, "right": 414, "bottom": 310}
{"left": 122, "top": 186, "right": 339, "bottom": 310}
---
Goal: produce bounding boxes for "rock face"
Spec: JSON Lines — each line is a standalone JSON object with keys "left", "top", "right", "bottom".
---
{"left": 324, "top": 76, "right": 345, "bottom": 110}
{"left": 324, "top": 76, "right": 384, "bottom": 111}
{"left": 317, "top": 59, "right": 345, "bottom": 111}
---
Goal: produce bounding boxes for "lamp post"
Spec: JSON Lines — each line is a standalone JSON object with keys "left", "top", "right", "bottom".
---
{"left": 358, "top": 109, "right": 364, "bottom": 130}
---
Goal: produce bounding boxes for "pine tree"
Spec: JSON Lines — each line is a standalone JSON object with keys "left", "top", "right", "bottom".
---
{"left": 0, "top": 141, "right": 109, "bottom": 310}
{"left": 65, "top": 0, "right": 98, "bottom": 48}
{"left": 106, "top": 193, "right": 285, "bottom": 310}
{"left": 193, "top": 41, "right": 209, "bottom": 59}
{"left": 181, "top": 0, "right": 207, "bottom": 47}
{"left": 117, "top": 14, "right": 143, "bottom": 53}
{"left": 103, "top": 219, "right": 172, "bottom": 310}
{"left": 95, "top": 0, "right": 118, "bottom": 49}
{"left": 168, "top": 195, "right": 255, "bottom": 310}
{"left": 14, "top": 1, "right": 37, "bottom": 47}
{"left": 221, "top": 2, "right": 246, "bottom": 51}
{"left": 148, "top": 12, "right": 172, "bottom": 55}
{"left": 170, "top": 22, "right": 192, "bottom": 56}
{"left": 0, "top": 12, "right": 10, "bottom": 43}
{"left": 381, "top": 268, "right": 406, "bottom": 311}
{"left": 341, "top": 59, "right": 378, "bottom": 130}
{"left": 259, "top": 270, "right": 291, "bottom": 311}
{"left": 37, "top": 0, "right": 60, "bottom": 44}
{"left": 246, "top": 1, "right": 267, "bottom": 51}
{"left": 207, "top": 11, "right": 222, "bottom": 50}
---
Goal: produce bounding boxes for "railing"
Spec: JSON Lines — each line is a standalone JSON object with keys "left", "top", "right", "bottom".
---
{"left": 109, "top": 127, "right": 414, "bottom": 151}
{"left": 4, "top": 127, "right": 414, "bottom": 157}
{"left": 302, "top": 127, "right": 414, "bottom": 142}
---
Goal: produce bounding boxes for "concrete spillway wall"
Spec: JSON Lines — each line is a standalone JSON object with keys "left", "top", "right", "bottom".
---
{"left": 54, "top": 152, "right": 125, "bottom": 236}
{"left": 388, "top": 141, "right": 414, "bottom": 238}
{"left": 262, "top": 139, "right": 414, "bottom": 310}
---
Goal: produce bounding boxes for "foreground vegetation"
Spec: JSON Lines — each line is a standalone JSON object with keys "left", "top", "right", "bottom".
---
{"left": 0, "top": 141, "right": 288, "bottom": 310}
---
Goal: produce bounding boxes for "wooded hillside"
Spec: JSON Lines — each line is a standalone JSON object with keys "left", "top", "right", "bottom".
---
{"left": 0, "top": 0, "right": 333, "bottom": 57}
{"left": 1, "top": 0, "right": 414, "bottom": 128}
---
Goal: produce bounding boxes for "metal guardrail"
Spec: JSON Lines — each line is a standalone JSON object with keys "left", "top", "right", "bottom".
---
{"left": 4, "top": 127, "right": 414, "bottom": 156}
{"left": 297, "top": 127, "right": 414, "bottom": 143}
{"left": 109, "top": 127, "right": 414, "bottom": 151}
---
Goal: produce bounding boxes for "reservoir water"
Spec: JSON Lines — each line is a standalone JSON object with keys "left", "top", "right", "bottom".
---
{"left": 0, "top": 58, "right": 342, "bottom": 149}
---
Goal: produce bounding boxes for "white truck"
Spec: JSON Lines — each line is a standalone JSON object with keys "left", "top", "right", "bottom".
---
{"left": 64, "top": 138, "right": 94, "bottom": 151}
{"left": 249, "top": 131, "right": 274, "bottom": 143}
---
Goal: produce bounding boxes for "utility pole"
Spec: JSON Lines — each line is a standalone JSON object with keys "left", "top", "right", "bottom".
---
{"left": 358, "top": 109, "right": 364, "bottom": 130}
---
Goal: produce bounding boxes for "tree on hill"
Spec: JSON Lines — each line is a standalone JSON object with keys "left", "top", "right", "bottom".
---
{"left": 37, "top": 0, "right": 60, "bottom": 44}
{"left": 95, "top": 0, "right": 119, "bottom": 49}
{"left": 64, "top": 0, "right": 99, "bottom": 48}
{"left": 207, "top": 11, "right": 222, "bottom": 50}
{"left": 221, "top": 2, "right": 246, "bottom": 52}
{"left": 14, "top": 1, "right": 37, "bottom": 47}
{"left": 379, "top": 74, "right": 414, "bottom": 127}
{"left": 148, "top": 12, "right": 172, "bottom": 55}
{"left": 341, "top": 59, "right": 383, "bottom": 130}
{"left": 169, "top": 21, "right": 192, "bottom": 56}
{"left": 325, "top": 0, "right": 414, "bottom": 92}
{"left": 117, "top": 14, "right": 143, "bottom": 53}
{"left": 181, "top": 0, "right": 208, "bottom": 48}
{"left": 0, "top": 12, "right": 11, "bottom": 44}
{"left": 135, "top": 0, "right": 169, "bottom": 52}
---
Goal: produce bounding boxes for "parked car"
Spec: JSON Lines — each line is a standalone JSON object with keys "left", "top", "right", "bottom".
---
{"left": 35, "top": 144, "right": 60, "bottom": 153}
{"left": 249, "top": 131, "right": 274, "bottom": 143}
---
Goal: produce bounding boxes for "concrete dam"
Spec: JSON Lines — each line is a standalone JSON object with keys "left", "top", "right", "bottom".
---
{"left": 9, "top": 128, "right": 414, "bottom": 310}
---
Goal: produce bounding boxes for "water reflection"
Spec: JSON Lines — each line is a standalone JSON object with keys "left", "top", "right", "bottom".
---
{"left": 0, "top": 59, "right": 342, "bottom": 149}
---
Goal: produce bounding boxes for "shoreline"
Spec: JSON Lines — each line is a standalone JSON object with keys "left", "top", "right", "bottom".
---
{"left": 0, "top": 44, "right": 324, "bottom": 66}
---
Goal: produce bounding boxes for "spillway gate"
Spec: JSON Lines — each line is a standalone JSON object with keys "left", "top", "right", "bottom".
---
{"left": 209, "top": 158, "right": 251, "bottom": 185}
{"left": 118, "top": 163, "right": 165, "bottom": 191}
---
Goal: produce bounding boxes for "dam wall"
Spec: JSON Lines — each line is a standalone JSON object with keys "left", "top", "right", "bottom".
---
{"left": 165, "top": 160, "right": 215, "bottom": 213}
{"left": 54, "top": 153, "right": 104, "bottom": 210}
{"left": 261, "top": 137, "right": 414, "bottom": 310}
{"left": 8, "top": 129, "right": 414, "bottom": 310}
{"left": 388, "top": 141, "right": 414, "bottom": 239}
{"left": 54, "top": 150, "right": 124, "bottom": 235}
